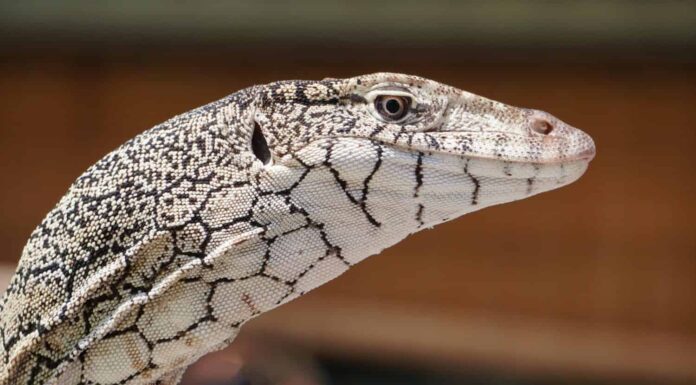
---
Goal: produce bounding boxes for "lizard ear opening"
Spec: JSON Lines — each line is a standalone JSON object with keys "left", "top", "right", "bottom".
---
{"left": 251, "top": 122, "right": 272, "bottom": 165}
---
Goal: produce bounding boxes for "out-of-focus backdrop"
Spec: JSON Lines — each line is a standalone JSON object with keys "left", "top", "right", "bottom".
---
{"left": 0, "top": 1, "right": 694, "bottom": 384}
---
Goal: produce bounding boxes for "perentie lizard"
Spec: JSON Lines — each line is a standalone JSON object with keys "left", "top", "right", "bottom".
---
{"left": 0, "top": 73, "right": 595, "bottom": 385}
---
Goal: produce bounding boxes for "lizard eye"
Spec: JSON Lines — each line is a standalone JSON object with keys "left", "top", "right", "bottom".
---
{"left": 375, "top": 95, "right": 411, "bottom": 121}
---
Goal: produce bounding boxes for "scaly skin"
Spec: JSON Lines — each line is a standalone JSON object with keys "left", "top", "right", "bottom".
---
{"left": 0, "top": 73, "right": 595, "bottom": 384}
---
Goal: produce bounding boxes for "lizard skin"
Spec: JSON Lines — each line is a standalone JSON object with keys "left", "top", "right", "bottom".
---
{"left": 0, "top": 73, "right": 595, "bottom": 385}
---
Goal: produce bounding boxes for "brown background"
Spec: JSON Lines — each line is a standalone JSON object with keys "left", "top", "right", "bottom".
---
{"left": 0, "top": 2, "right": 695, "bottom": 384}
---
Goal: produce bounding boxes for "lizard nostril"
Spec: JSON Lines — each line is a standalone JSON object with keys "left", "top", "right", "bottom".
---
{"left": 531, "top": 118, "right": 554, "bottom": 135}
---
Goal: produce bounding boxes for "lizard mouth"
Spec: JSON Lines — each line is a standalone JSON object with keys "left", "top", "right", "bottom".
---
{"left": 380, "top": 131, "right": 596, "bottom": 165}
{"left": 572, "top": 147, "right": 596, "bottom": 161}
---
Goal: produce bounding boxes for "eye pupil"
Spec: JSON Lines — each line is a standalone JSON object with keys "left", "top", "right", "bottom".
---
{"left": 375, "top": 95, "right": 410, "bottom": 121}
{"left": 385, "top": 98, "right": 402, "bottom": 114}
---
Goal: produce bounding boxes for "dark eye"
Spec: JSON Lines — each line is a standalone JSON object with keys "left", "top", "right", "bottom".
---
{"left": 251, "top": 122, "right": 271, "bottom": 165}
{"left": 375, "top": 95, "right": 410, "bottom": 121}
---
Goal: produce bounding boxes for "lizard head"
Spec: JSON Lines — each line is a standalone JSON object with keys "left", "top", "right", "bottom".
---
{"left": 0, "top": 73, "right": 594, "bottom": 385}
{"left": 250, "top": 73, "right": 595, "bottom": 263}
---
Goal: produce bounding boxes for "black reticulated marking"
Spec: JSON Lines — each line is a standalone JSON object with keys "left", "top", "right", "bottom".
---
{"left": 503, "top": 162, "right": 512, "bottom": 177}
{"left": 527, "top": 164, "right": 540, "bottom": 195}
{"left": 464, "top": 159, "right": 480, "bottom": 206}
{"left": 416, "top": 204, "right": 425, "bottom": 228}
{"left": 414, "top": 151, "right": 424, "bottom": 198}
{"left": 357, "top": 142, "right": 384, "bottom": 228}
{"left": 325, "top": 140, "right": 382, "bottom": 228}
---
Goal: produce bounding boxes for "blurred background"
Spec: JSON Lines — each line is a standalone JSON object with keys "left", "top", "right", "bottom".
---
{"left": 0, "top": 1, "right": 694, "bottom": 384}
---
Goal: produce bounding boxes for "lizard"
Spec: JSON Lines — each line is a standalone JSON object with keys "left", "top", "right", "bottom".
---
{"left": 0, "top": 73, "right": 595, "bottom": 385}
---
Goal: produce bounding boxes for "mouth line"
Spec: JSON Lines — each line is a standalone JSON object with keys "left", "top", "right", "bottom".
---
{"left": 369, "top": 130, "right": 596, "bottom": 164}
{"left": 385, "top": 141, "right": 596, "bottom": 164}
{"left": 292, "top": 137, "right": 595, "bottom": 166}
{"left": 408, "top": 130, "right": 596, "bottom": 164}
